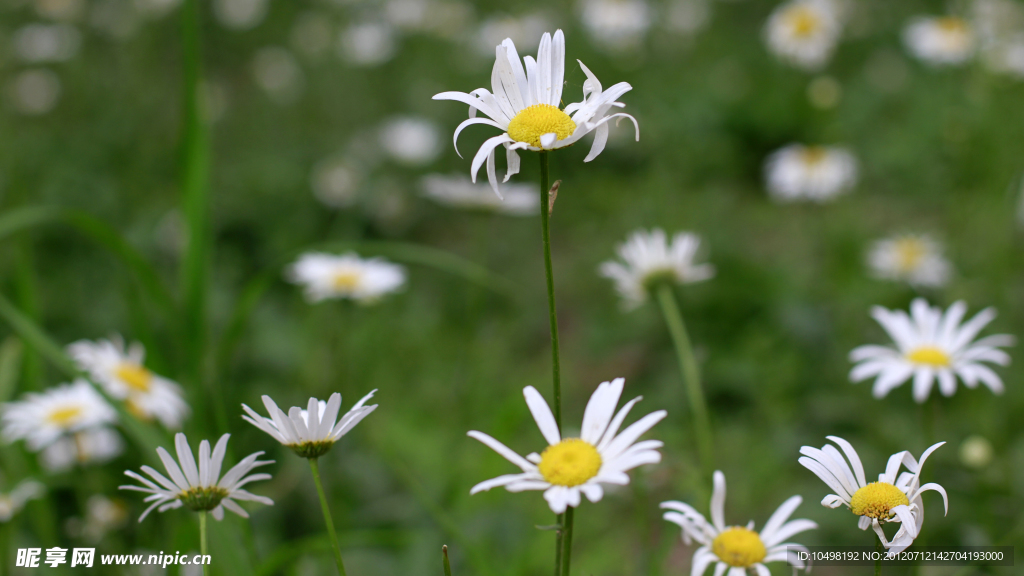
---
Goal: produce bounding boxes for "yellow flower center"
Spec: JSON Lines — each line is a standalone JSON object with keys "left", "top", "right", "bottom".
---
{"left": 800, "top": 146, "right": 828, "bottom": 166}
{"left": 786, "top": 6, "right": 821, "bottom": 38}
{"left": 850, "top": 482, "right": 910, "bottom": 520}
{"left": 712, "top": 527, "right": 767, "bottom": 568}
{"left": 332, "top": 271, "right": 362, "bottom": 291}
{"left": 937, "top": 17, "right": 967, "bottom": 34}
{"left": 538, "top": 438, "right": 602, "bottom": 487}
{"left": 115, "top": 363, "right": 153, "bottom": 393}
{"left": 47, "top": 406, "right": 83, "bottom": 427}
{"left": 506, "top": 104, "right": 577, "bottom": 148}
{"left": 893, "top": 238, "right": 926, "bottom": 272}
{"left": 906, "top": 346, "right": 951, "bottom": 367}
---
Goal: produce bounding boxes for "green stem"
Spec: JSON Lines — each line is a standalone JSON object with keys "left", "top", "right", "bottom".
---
{"left": 199, "top": 510, "right": 209, "bottom": 576}
{"left": 538, "top": 151, "right": 565, "bottom": 576}
{"left": 442, "top": 545, "right": 452, "bottom": 576}
{"left": 655, "top": 283, "right": 713, "bottom": 474}
{"left": 553, "top": 513, "right": 563, "bottom": 576}
{"left": 560, "top": 507, "right": 575, "bottom": 576}
{"left": 310, "top": 458, "right": 348, "bottom": 576}
{"left": 875, "top": 535, "right": 884, "bottom": 576}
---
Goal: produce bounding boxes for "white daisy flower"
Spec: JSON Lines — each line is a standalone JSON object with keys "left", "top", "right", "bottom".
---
{"left": 578, "top": 0, "right": 653, "bottom": 52}
{"left": 661, "top": 471, "right": 817, "bottom": 575}
{"left": 850, "top": 299, "right": 1014, "bottom": 402}
{"left": 0, "top": 479, "right": 45, "bottom": 522}
{"left": 285, "top": 252, "right": 406, "bottom": 304}
{"left": 904, "top": 16, "right": 975, "bottom": 66}
{"left": 420, "top": 173, "right": 539, "bottom": 215}
{"left": 866, "top": 234, "right": 952, "bottom": 288}
{"left": 120, "top": 433, "right": 274, "bottom": 522}
{"left": 468, "top": 378, "right": 666, "bottom": 514}
{"left": 800, "top": 436, "right": 948, "bottom": 555}
{"left": 599, "top": 229, "right": 715, "bottom": 309}
{"left": 764, "top": 0, "right": 844, "bottom": 70}
{"left": 242, "top": 390, "right": 378, "bottom": 459}
{"left": 434, "top": 29, "right": 640, "bottom": 197}
{"left": 68, "top": 335, "right": 190, "bottom": 429}
{"left": 765, "top": 143, "right": 857, "bottom": 202}
{"left": 40, "top": 427, "right": 124, "bottom": 472}
{"left": 0, "top": 380, "right": 116, "bottom": 451}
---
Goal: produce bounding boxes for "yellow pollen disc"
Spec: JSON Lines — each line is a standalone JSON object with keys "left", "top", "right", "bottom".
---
{"left": 937, "top": 17, "right": 967, "bottom": 34}
{"left": 47, "top": 406, "right": 83, "bottom": 427}
{"left": 906, "top": 346, "right": 951, "bottom": 367}
{"left": 538, "top": 438, "right": 602, "bottom": 487}
{"left": 506, "top": 104, "right": 577, "bottom": 148}
{"left": 786, "top": 7, "right": 821, "bottom": 38}
{"left": 712, "top": 527, "right": 767, "bottom": 568}
{"left": 894, "top": 238, "right": 926, "bottom": 271}
{"left": 800, "top": 146, "right": 828, "bottom": 166}
{"left": 115, "top": 363, "right": 153, "bottom": 393}
{"left": 850, "top": 482, "right": 909, "bottom": 520}
{"left": 332, "top": 271, "right": 362, "bottom": 291}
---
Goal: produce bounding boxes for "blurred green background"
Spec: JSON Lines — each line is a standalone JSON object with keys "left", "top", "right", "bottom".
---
{"left": 0, "top": 0, "right": 1021, "bottom": 574}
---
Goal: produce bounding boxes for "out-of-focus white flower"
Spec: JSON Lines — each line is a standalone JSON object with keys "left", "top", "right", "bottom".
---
{"left": 242, "top": 390, "right": 377, "bottom": 458}
{"left": 290, "top": 12, "right": 334, "bottom": 58}
{"left": 338, "top": 22, "right": 397, "bottom": 67}
{"left": 88, "top": 0, "right": 142, "bottom": 40}
{"left": 34, "top": 0, "right": 86, "bottom": 21}
{"left": 385, "top": 0, "right": 430, "bottom": 30}
{"left": 66, "top": 495, "right": 129, "bottom": 541}
{"left": 120, "top": 433, "right": 274, "bottom": 522}
{"left": 958, "top": 435, "right": 993, "bottom": 469}
{"left": 213, "top": 0, "right": 268, "bottom": 30}
{"left": 8, "top": 69, "right": 61, "bottom": 115}
{"left": 867, "top": 234, "right": 952, "bottom": 288}
{"left": 13, "top": 24, "right": 81, "bottom": 63}
{"left": 68, "top": 335, "right": 190, "bottom": 429}
{"left": 40, "top": 427, "right": 125, "bottom": 472}
{"left": 665, "top": 0, "right": 711, "bottom": 36}
{"left": 599, "top": 229, "right": 715, "bottom": 309}
{"left": 765, "top": 144, "right": 857, "bottom": 202}
{"left": 0, "top": 480, "right": 45, "bottom": 523}
{"left": 661, "top": 471, "right": 817, "bottom": 575}
{"left": 378, "top": 116, "right": 441, "bottom": 166}
{"left": 578, "top": 0, "right": 652, "bottom": 51}
{"left": 849, "top": 299, "right": 1014, "bottom": 402}
{"left": 972, "top": 0, "right": 1024, "bottom": 45}
{"left": 475, "top": 13, "right": 552, "bottom": 57}
{"left": 981, "top": 36, "right": 1024, "bottom": 77}
{"left": 286, "top": 252, "right": 406, "bottom": 304}
{"left": 764, "top": 0, "right": 844, "bottom": 70}
{"left": 1, "top": 381, "right": 116, "bottom": 451}
{"left": 133, "top": 0, "right": 182, "bottom": 18}
{"left": 421, "top": 173, "right": 539, "bottom": 215}
{"left": 415, "top": 0, "right": 474, "bottom": 39}
{"left": 252, "top": 47, "right": 304, "bottom": 104}
{"left": 904, "top": 16, "right": 975, "bottom": 66}
{"left": 800, "top": 437, "right": 947, "bottom": 555}
{"left": 311, "top": 157, "right": 363, "bottom": 209}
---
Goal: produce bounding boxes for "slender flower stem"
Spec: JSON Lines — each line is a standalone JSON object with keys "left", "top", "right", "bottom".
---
{"left": 199, "top": 510, "right": 209, "bottom": 576}
{"left": 875, "top": 535, "right": 884, "bottom": 576}
{"left": 310, "top": 458, "right": 348, "bottom": 576}
{"left": 560, "top": 507, "right": 575, "bottom": 576}
{"left": 442, "top": 545, "right": 452, "bottom": 576}
{"left": 655, "top": 283, "right": 713, "bottom": 474}
{"left": 538, "top": 151, "right": 565, "bottom": 576}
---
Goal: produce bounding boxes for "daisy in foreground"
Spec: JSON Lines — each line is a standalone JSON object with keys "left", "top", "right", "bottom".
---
{"left": 800, "top": 436, "right": 947, "bottom": 554}
{"left": 866, "top": 234, "right": 951, "bottom": 288}
{"left": 286, "top": 252, "right": 406, "bottom": 304}
{"left": 599, "top": 228, "right": 715, "bottom": 309}
{"left": 468, "top": 378, "right": 666, "bottom": 514}
{"left": 69, "top": 335, "right": 190, "bottom": 429}
{"left": 850, "top": 299, "right": 1013, "bottom": 402}
{"left": 433, "top": 29, "right": 639, "bottom": 195}
{"left": 242, "top": 391, "right": 377, "bottom": 575}
{"left": 661, "top": 471, "right": 816, "bottom": 575}
{"left": 119, "top": 433, "right": 273, "bottom": 522}
{"left": 764, "top": 0, "right": 844, "bottom": 70}
{"left": 904, "top": 16, "right": 975, "bottom": 66}
{"left": 765, "top": 144, "right": 858, "bottom": 202}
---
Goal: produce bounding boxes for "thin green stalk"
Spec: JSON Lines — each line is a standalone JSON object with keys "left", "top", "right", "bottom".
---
{"left": 875, "top": 535, "right": 884, "bottom": 576}
{"left": 553, "top": 513, "right": 563, "bottom": 576}
{"left": 655, "top": 283, "right": 713, "bottom": 474}
{"left": 538, "top": 151, "right": 564, "bottom": 576}
{"left": 200, "top": 510, "right": 210, "bottom": 576}
{"left": 442, "top": 545, "right": 452, "bottom": 576}
{"left": 560, "top": 507, "right": 574, "bottom": 576}
{"left": 310, "top": 458, "right": 348, "bottom": 576}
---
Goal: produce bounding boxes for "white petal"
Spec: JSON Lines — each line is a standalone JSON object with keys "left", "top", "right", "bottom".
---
{"left": 523, "top": 386, "right": 561, "bottom": 446}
